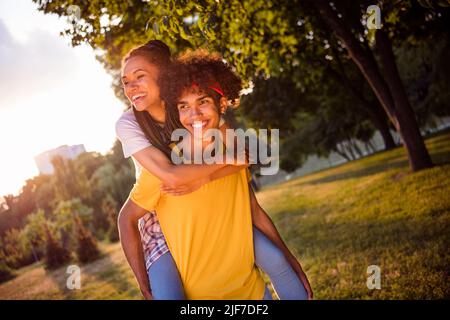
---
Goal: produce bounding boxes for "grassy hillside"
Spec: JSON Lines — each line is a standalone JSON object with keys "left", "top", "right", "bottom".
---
{"left": 1, "top": 131, "right": 449, "bottom": 299}
{"left": 257, "top": 130, "right": 450, "bottom": 299}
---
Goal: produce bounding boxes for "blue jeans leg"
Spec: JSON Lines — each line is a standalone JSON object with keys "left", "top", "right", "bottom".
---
{"left": 253, "top": 226, "right": 308, "bottom": 300}
{"left": 148, "top": 251, "right": 186, "bottom": 300}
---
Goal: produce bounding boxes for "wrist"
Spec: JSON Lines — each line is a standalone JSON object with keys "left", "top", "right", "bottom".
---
{"left": 140, "top": 285, "right": 151, "bottom": 295}
{"left": 138, "top": 281, "right": 151, "bottom": 293}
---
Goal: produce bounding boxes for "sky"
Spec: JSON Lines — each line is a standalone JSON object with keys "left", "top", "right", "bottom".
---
{"left": 0, "top": 0, "right": 125, "bottom": 196}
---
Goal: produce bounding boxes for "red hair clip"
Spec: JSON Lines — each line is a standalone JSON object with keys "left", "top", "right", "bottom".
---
{"left": 191, "top": 82, "right": 224, "bottom": 97}
{"left": 208, "top": 85, "right": 224, "bottom": 97}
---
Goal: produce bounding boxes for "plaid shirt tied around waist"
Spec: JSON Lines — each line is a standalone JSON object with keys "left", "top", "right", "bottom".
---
{"left": 138, "top": 211, "right": 169, "bottom": 271}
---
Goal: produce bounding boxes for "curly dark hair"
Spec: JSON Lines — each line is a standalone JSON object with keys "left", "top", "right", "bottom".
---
{"left": 159, "top": 49, "right": 243, "bottom": 136}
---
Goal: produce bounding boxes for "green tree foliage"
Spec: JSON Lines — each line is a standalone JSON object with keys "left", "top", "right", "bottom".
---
{"left": 51, "top": 156, "right": 90, "bottom": 202}
{"left": 74, "top": 216, "right": 100, "bottom": 263}
{"left": 101, "top": 195, "right": 120, "bottom": 243}
{"left": 44, "top": 223, "right": 71, "bottom": 269}
{"left": 32, "top": 0, "right": 449, "bottom": 172}
{"left": 0, "top": 138, "right": 133, "bottom": 270}
{"left": 1, "top": 229, "right": 25, "bottom": 268}
{"left": 396, "top": 37, "right": 450, "bottom": 127}
{"left": 21, "top": 210, "right": 48, "bottom": 262}
{"left": 52, "top": 198, "right": 94, "bottom": 250}
{"left": 0, "top": 260, "right": 15, "bottom": 284}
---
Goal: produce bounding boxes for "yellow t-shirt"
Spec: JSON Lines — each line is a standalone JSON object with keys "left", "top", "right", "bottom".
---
{"left": 130, "top": 167, "right": 265, "bottom": 300}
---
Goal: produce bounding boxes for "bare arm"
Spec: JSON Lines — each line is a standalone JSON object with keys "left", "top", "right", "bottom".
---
{"left": 158, "top": 121, "right": 250, "bottom": 195}
{"left": 160, "top": 164, "right": 250, "bottom": 196}
{"left": 133, "top": 146, "right": 227, "bottom": 188}
{"left": 117, "top": 197, "right": 153, "bottom": 299}
{"left": 249, "top": 185, "right": 313, "bottom": 299}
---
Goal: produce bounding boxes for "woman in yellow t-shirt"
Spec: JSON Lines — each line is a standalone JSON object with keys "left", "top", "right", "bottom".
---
{"left": 123, "top": 49, "right": 311, "bottom": 299}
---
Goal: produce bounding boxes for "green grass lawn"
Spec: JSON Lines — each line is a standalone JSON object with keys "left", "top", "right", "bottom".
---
{"left": 1, "top": 131, "right": 449, "bottom": 299}
{"left": 257, "top": 130, "right": 450, "bottom": 299}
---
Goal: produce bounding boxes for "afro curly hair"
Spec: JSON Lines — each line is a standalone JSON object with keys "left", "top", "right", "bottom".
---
{"left": 160, "top": 49, "right": 243, "bottom": 135}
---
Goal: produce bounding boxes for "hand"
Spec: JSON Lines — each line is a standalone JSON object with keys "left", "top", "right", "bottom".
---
{"left": 296, "top": 269, "right": 313, "bottom": 300}
{"left": 141, "top": 288, "right": 154, "bottom": 300}
{"left": 160, "top": 177, "right": 209, "bottom": 196}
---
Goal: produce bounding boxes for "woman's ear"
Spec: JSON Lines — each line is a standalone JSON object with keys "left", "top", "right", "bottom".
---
{"left": 219, "top": 97, "right": 228, "bottom": 114}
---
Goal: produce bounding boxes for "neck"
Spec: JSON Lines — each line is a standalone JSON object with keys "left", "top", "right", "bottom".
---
{"left": 184, "top": 131, "right": 220, "bottom": 160}
{"left": 145, "top": 101, "right": 165, "bottom": 124}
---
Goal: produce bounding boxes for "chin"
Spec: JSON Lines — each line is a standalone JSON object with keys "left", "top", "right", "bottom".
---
{"left": 133, "top": 104, "right": 147, "bottom": 112}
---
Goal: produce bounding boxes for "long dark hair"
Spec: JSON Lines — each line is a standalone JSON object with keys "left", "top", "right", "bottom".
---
{"left": 122, "top": 40, "right": 172, "bottom": 157}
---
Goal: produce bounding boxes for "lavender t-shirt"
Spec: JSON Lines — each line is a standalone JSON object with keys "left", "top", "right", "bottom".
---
{"left": 116, "top": 108, "right": 225, "bottom": 176}
{"left": 115, "top": 109, "right": 153, "bottom": 177}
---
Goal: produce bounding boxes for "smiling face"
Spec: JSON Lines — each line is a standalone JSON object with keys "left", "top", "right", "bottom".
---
{"left": 176, "top": 89, "right": 227, "bottom": 137}
{"left": 121, "top": 56, "right": 162, "bottom": 112}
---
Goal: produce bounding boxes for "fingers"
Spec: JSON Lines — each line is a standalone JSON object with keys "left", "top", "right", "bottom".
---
{"left": 166, "top": 191, "right": 190, "bottom": 196}
{"left": 142, "top": 290, "right": 153, "bottom": 300}
{"left": 160, "top": 184, "right": 191, "bottom": 196}
{"left": 160, "top": 185, "right": 187, "bottom": 193}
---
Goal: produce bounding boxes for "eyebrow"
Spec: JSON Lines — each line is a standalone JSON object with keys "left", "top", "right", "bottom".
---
{"left": 177, "top": 95, "right": 210, "bottom": 105}
{"left": 121, "top": 69, "right": 147, "bottom": 79}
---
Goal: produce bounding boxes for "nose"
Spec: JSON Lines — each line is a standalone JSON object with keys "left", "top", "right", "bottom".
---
{"left": 189, "top": 106, "right": 202, "bottom": 119}
{"left": 125, "top": 81, "right": 139, "bottom": 96}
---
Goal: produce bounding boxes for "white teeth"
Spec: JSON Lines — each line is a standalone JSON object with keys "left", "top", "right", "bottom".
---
{"left": 132, "top": 93, "right": 146, "bottom": 101}
{"left": 192, "top": 121, "right": 203, "bottom": 129}
{"left": 192, "top": 121, "right": 207, "bottom": 129}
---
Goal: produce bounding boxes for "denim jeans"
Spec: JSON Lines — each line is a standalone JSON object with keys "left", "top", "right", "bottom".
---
{"left": 148, "top": 226, "right": 308, "bottom": 300}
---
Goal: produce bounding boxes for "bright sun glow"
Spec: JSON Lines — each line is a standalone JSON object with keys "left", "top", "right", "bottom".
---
{"left": 0, "top": 0, "right": 126, "bottom": 196}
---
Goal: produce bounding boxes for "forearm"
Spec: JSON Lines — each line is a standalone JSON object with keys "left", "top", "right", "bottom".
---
{"left": 167, "top": 163, "right": 227, "bottom": 186}
{"left": 118, "top": 215, "right": 150, "bottom": 294}
{"left": 134, "top": 147, "right": 227, "bottom": 188}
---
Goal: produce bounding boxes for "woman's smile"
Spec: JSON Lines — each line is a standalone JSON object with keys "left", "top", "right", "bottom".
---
{"left": 191, "top": 120, "right": 210, "bottom": 130}
{"left": 131, "top": 92, "right": 148, "bottom": 104}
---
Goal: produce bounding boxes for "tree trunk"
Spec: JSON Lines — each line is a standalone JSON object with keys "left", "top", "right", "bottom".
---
{"left": 368, "top": 102, "right": 397, "bottom": 150}
{"left": 375, "top": 30, "right": 433, "bottom": 171}
{"left": 312, "top": 0, "right": 433, "bottom": 171}
{"left": 327, "top": 65, "right": 396, "bottom": 150}
{"left": 352, "top": 138, "right": 364, "bottom": 158}
{"left": 344, "top": 141, "right": 357, "bottom": 160}
{"left": 365, "top": 140, "right": 376, "bottom": 154}
{"left": 335, "top": 145, "right": 351, "bottom": 162}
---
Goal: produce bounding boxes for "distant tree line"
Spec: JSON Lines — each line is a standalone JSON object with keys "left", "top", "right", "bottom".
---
{"left": 0, "top": 140, "right": 133, "bottom": 282}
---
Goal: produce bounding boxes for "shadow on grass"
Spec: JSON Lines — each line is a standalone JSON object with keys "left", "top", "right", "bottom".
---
{"left": 296, "top": 159, "right": 409, "bottom": 186}
{"left": 262, "top": 131, "right": 450, "bottom": 194}
{"left": 295, "top": 215, "right": 448, "bottom": 256}
{"left": 283, "top": 212, "right": 450, "bottom": 299}
{"left": 287, "top": 144, "right": 450, "bottom": 188}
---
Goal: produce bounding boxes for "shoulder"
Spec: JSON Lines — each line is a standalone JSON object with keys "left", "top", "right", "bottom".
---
{"left": 115, "top": 108, "right": 148, "bottom": 142}
{"left": 115, "top": 108, "right": 152, "bottom": 158}
{"left": 115, "top": 108, "right": 138, "bottom": 134}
